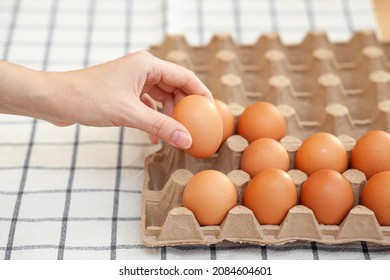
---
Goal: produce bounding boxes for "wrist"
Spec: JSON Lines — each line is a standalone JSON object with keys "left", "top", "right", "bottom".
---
{"left": 34, "top": 70, "right": 77, "bottom": 125}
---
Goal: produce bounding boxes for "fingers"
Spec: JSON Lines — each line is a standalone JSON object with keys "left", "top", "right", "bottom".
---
{"left": 140, "top": 93, "right": 159, "bottom": 144}
{"left": 132, "top": 103, "right": 192, "bottom": 149}
{"left": 145, "top": 53, "right": 214, "bottom": 102}
{"left": 146, "top": 86, "right": 186, "bottom": 116}
{"left": 50, "top": 120, "right": 73, "bottom": 127}
{"left": 119, "top": 51, "right": 212, "bottom": 148}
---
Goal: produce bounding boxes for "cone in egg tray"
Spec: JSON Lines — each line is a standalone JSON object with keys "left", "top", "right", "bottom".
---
{"left": 173, "top": 95, "right": 223, "bottom": 159}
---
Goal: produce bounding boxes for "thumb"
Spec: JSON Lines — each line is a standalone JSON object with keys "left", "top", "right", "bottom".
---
{"left": 134, "top": 105, "right": 192, "bottom": 149}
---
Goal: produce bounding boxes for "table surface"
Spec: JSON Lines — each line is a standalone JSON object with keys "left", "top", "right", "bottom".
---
{"left": 1, "top": 0, "right": 390, "bottom": 260}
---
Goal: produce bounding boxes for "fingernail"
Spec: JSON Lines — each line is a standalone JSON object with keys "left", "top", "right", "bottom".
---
{"left": 170, "top": 130, "right": 192, "bottom": 149}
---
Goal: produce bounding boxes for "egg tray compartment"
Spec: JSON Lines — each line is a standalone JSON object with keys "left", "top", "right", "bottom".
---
{"left": 141, "top": 135, "right": 390, "bottom": 247}
{"left": 149, "top": 31, "right": 390, "bottom": 140}
{"left": 142, "top": 31, "right": 390, "bottom": 246}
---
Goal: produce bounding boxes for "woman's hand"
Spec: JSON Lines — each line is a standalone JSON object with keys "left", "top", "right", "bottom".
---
{"left": 0, "top": 51, "right": 213, "bottom": 149}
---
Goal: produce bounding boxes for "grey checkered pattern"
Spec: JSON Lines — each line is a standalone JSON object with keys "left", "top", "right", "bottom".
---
{"left": 1, "top": 0, "right": 389, "bottom": 260}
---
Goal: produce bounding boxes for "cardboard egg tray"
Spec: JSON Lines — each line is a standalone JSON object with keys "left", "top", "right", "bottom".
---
{"left": 150, "top": 30, "right": 390, "bottom": 140}
{"left": 141, "top": 31, "right": 390, "bottom": 246}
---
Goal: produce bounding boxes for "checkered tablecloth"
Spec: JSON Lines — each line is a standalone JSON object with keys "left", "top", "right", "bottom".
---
{"left": 1, "top": 0, "right": 390, "bottom": 260}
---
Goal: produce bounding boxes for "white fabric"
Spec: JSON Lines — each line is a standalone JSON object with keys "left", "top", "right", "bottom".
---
{"left": 0, "top": 0, "right": 389, "bottom": 260}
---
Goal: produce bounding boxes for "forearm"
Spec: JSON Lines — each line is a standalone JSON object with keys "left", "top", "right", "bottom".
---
{"left": 0, "top": 61, "right": 45, "bottom": 116}
{"left": 0, "top": 60, "right": 74, "bottom": 124}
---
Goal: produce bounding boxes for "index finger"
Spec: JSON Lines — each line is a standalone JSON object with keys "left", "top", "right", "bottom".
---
{"left": 147, "top": 55, "right": 214, "bottom": 102}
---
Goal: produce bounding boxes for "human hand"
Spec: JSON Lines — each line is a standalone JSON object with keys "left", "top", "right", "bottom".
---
{"left": 0, "top": 51, "right": 213, "bottom": 149}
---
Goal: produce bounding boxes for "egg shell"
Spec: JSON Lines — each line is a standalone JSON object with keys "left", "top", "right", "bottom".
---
{"left": 237, "top": 101, "right": 286, "bottom": 143}
{"left": 295, "top": 132, "right": 348, "bottom": 176}
{"left": 173, "top": 95, "right": 223, "bottom": 159}
{"left": 360, "top": 171, "right": 390, "bottom": 226}
{"left": 143, "top": 32, "right": 390, "bottom": 247}
{"left": 350, "top": 130, "right": 390, "bottom": 179}
{"left": 215, "top": 99, "right": 235, "bottom": 143}
{"left": 243, "top": 168, "right": 297, "bottom": 225}
{"left": 240, "top": 138, "right": 290, "bottom": 178}
{"left": 182, "top": 169, "right": 237, "bottom": 226}
{"left": 300, "top": 169, "right": 354, "bottom": 225}
{"left": 142, "top": 138, "right": 390, "bottom": 246}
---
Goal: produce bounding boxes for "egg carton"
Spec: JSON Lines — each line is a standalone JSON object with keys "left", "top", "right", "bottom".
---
{"left": 141, "top": 135, "right": 390, "bottom": 246}
{"left": 141, "top": 31, "right": 390, "bottom": 247}
{"left": 149, "top": 31, "right": 390, "bottom": 139}
{"left": 150, "top": 30, "right": 390, "bottom": 69}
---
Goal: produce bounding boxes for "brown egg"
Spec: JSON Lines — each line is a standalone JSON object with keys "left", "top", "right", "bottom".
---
{"left": 237, "top": 101, "right": 286, "bottom": 143}
{"left": 243, "top": 168, "right": 297, "bottom": 225}
{"left": 300, "top": 169, "right": 354, "bottom": 225}
{"left": 182, "top": 170, "right": 237, "bottom": 226}
{"left": 240, "top": 138, "right": 290, "bottom": 178}
{"left": 360, "top": 171, "right": 390, "bottom": 226}
{"left": 295, "top": 132, "right": 348, "bottom": 176}
{"left": 350, "top": 130, "right": 390, "bottom": 179}
{"left": 215, "top": 99, "right": 235, "bottom": 143}
{"left": 173, "top": 95, "right": 223, "bottom": 159}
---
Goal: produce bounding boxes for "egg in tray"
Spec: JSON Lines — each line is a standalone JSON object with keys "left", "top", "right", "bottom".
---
{"left": 141, "top": 31, "right": 390, "bottom": 246}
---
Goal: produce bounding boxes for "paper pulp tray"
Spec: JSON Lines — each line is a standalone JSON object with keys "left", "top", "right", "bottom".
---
{"left": 141, "top": 31, "right": 390, "bottom": 246}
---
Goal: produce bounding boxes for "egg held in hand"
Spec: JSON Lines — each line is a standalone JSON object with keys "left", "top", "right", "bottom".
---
{"left": 182, "top": 170, "right": 238, "bottom": 226}
{"left": 173, "top": 95, "right": 223, "bottom": 159}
